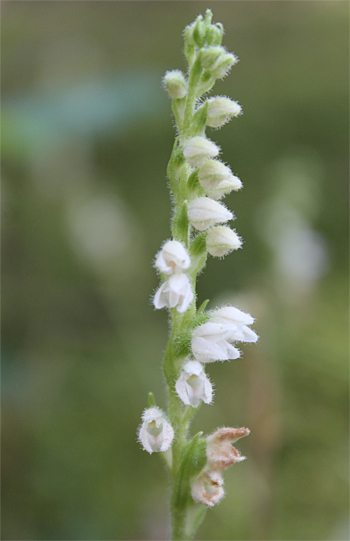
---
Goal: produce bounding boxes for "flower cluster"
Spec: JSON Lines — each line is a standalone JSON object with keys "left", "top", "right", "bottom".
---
{"left": 137, "top": 10, "right": 259, "bottom": 534}
{"left": 153, "top": 240, "right": 193, "bottom": 313}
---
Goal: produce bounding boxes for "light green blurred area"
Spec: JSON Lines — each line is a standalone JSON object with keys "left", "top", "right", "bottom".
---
{"left": 2, "top": 2, "right": 348, "bottom": 540}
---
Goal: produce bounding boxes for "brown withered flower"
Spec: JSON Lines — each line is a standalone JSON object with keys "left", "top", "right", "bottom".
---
{"left": 206, "top": 427, "right": 250, "bottom": 471}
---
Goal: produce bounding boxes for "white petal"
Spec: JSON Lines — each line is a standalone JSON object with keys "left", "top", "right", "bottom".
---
{"left": 211, "top": 306, "right": 254, "bottom": 326}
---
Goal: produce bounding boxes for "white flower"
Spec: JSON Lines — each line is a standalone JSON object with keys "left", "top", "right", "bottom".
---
{"left": 153, "top": 273, "right": 193, "bottom": 313}
{"left": 191, "top": 469, "right": 225, "bottom": 507}
{"left": 163, "top": 70, "right": 188, "bottom": 99}
{"left": 198, "top": 160, "right": 242, "bottom": 200}
{"left": 155, "top": 240, "right": 191, "bottom": 275}
{"left": 175, "top": 360, "right": 213, "bottom": 407}
{"left": 183, "top": 136, "right": 220, "bottom": 168}
{"left": 207, "top": 427, "right": 250, "bottom": 471}
{"left": 191, "top": 321, "right": 241, "bottom": 363}
{"left": 210, "top": 306, "right": 258, "bottom": 343}
{"left": 138, "top": 407, "right": 174, "bottom": 454}
{"left": 188, "top": 197, "right": 233, "bottom": 231}
{"left": 206, "top": 226, "right": 242, "bottom": 257}
{"left": 206, "top": 97, "right": 242, "bottom": 129}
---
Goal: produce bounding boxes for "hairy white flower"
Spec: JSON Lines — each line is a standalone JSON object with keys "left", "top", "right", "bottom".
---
{"left": 163, "top": 70, "right": 188, "bottom": 99}
{"left": 191, "top": 321, "right": 241, "bottom": 363}
{"left": 155, "top": 240, "right": 191, "bottom": 275}
{"left": 138, "top": 407, "right": 174, "bottom": 454}
{"left": 210, "top": 306, "right": 258, "bottom": 343}
{"left": 198, "top": 160, "right": 242, "bottom": 200}
{"left": 206, "top": 97, "right": 242, "bottom": 128}
{"left": 153, "top": 273, "right": 193, "bottom": 313}
{"left": 188, "top": 197, "right": 233, "bottom": 231}
{"left": 191, "top": 469, "right": 225, "bottom": 507}
{"left": 175, "top": 360, "right": 213, "bottom": 407}
{"left": 207, "top": 427, "right": 250, "bottom": 471}
{"left": 183, "top": 136, "right": 220, "bottom": 168}
{"left": 206, "top": 226, "right": 242, "bottom": 257}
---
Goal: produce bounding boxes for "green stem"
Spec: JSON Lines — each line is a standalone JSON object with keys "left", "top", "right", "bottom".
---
{"left": 166, "top": 46, "right": 204, "bottom": 541}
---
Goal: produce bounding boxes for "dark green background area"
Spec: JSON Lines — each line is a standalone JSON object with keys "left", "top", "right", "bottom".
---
{"left": 2, "top": 2, "right": 348, "bottom": 540}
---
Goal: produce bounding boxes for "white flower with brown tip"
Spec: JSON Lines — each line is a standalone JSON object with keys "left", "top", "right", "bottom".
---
{"left": 191, "top": 469, "right": 225, "bottom": 507}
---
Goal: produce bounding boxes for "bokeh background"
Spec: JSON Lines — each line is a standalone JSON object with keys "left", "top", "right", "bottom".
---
{"left": 2, "top": 2, "right": 349, "bottom": 540}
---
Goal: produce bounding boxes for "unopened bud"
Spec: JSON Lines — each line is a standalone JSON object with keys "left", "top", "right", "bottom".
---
{"left": 163, "top": 70, "right": 188, "bottom": 99}
{"left": 206, "top": 23, "right": 224, "bottom": 46}
{"left": 206, "top": 226, "right": 242, "bottom": 257}
{"left": 198, "top": 160, "right": 242, "bottom": 200}
{"left": 192, "top": 15, "right": 206, "bottom": 48}
{"left": 188, "top": 197, "right": 233, "bottom": 231}
{"left": 183, "top": 136, "right": 220, "bottom": 168}
{"left": 206, "top": 97, "right": 242, "bottom": 128}
{"left": 200, "top": 46, "right": 226, "bottom": 70}
{"left": 210, "top": 53, "right": 238, "bottom": 79}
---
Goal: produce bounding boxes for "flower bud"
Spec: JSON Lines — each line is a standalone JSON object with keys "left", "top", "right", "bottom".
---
{"left": 206, "top": 97, "right": 242, "bottom": 128}
{"left": 175, "top": 360, "right": 213, "bottom": 408}
{"left": 206, "top": 226, "right": 242, "bottom": 257}
{"left": 200, "top": 46, "right": 226, "bottom": 70}
{"left": 155, "top": 240, "right": 191, "bottom": 275}
{"left": 153, "top": 273, "right": 193, "bottom": 313}
{"left": 206, "top": 23, "right": 224, "bottom": 46}
{"left": 163, "top": 70, "right": 188, "bottom": 99}
{"left": 188, "top": 197, "right": 233, "bottom": 231}
{"left": 207, "top": 427, "right": 250, "bottom": 470}
{"left": 198, "top": 160, "right": 242, "bottom": 200}
{"left": 191, "top": 469, "right": 224, "bottom": 507}
{"left": 210, "top": 53, "right": 238, "bottom": 79}
{"left": 183, "top": 136, "right": 220, "bottom": 168}
{"left": 138, "top": 407, "right": 174, "bottom": 454}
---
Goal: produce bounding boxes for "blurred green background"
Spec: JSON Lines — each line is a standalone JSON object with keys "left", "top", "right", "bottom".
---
{"left": 2, "top": 2, "right": 349, "bottom": 540}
